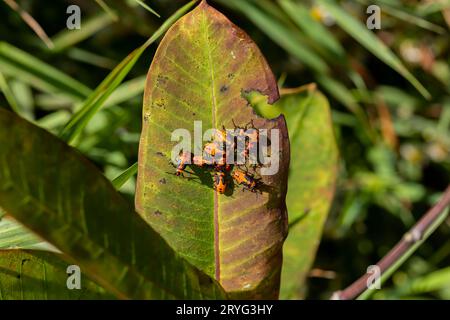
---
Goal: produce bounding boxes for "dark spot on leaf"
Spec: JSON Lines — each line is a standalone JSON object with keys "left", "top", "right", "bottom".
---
{"left": 156, "top": 152, "right": 164, "bottom": 157}
{"left": 192, "top": 112, "right": 196, "bottom": 116}
{"left": 153, "top": 98, "right": 166, "bottom": 109}
{"left": 21, "top": 259, "right": 30, "bottom": 266}
{"left": 16, "top": 274, "right": 20, "bottom": 279}
{"left": 159, "top": 178, "right": 167, "bottom": 184}
{"left": 154, "top": 210, "right": 162, "bottom": 216}
{"left": 227, "top": 73, "right": 234, "bottom": 79}
{"left": 156, "top": 74, "right": 168, "bottom": 85}
{"left": 220, "top": 85, "right": 229, "bottom": 93}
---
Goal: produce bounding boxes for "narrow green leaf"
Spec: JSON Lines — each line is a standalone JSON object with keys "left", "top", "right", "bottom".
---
{"left": 51, "top": 12, "right": 115, "bottom": 52}
{"left": 94, "top": 0, "right": 119, "bottom": 21}
{"left": 0, "top": 250, "right": 113, "bottom": 299}
{"left": 112, "top": 162, "right": 138, "bottom": 190}
{"left": 0, "top": 71, "right": 20, "bottom": 113}
{"left": 134, "top": 0, "right": 161, "bottom": 18}
{"left": 0, "top": 108, "right": 226, "bottom": 299}
{"left": 66, "top": 48, "right": 117, "bottom": 69}
{"left": 9, "top": 80, "right": 34, "bottom": 120}
{"left": 0, "top": 42, "right": 91, "bottom": 100}
{"left": 245, "top": 89, "right": 339, "bottom": 298}
{"left": 136, "top": 1, "right": 289, "bottom": 299}
{"left": 59, "top": 0, "right": 199, "bottom": 144}
{"left": 363, "top": 0, "right": 446, "bottom": 34}
{"left": 278, "top": 0, "right": 345, "bottom": 58}
{"left": 317, "top": 0, "right": 431, "bottom": 99}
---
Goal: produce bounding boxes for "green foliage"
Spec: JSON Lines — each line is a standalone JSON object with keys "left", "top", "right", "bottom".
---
{"left": 0, "top": 108, "right": 225, "bottom": 299}
{"left": 0, "top": 0, "right": 448, "bottom": 300}
{"left": 0, "top": 250, "right": 114, "bottom": 299}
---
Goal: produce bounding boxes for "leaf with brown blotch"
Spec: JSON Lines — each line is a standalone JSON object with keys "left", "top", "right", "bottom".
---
{"left": 245, "top": 88, "right": 339, "bottom": 299}
{"left": 136, "top": 1, "right": 289, "bottom": 299}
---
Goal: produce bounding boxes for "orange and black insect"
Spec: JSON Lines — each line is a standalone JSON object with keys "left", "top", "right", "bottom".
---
{"left": 174, "top": 151, "right": 192, "bottom": 176}
{"left": 232, "top": 169, "right": 260, "bottom": 192}
{"left": 214, "top": 171, "right": 227, "bottom": 194}
{"left": 231, "top": 119, "right": 260, "bottom": 164}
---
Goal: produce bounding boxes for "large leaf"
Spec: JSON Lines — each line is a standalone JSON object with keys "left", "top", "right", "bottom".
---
{"left": 279, "top": 91, "right": 338, "bottom": 299}
{"left": 136, "top": 1, "right": 289, "bottom": 299}
{"left": 0, "top": 250, "right": 112, "bottom": 299}
{"left": 247, "top": 89, "right": 338, "bottom": 299}
{"left": 0, "top": 108, "right": 225, "bottom": 299}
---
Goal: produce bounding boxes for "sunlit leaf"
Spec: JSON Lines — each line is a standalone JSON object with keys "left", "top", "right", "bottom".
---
{"left": 136, "top": 1, "right": 289, "bottom": 299}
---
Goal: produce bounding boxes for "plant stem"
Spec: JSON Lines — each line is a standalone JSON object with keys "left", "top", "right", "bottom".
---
{"left": 331, "top": 184, "right": 450, "bottom": 300}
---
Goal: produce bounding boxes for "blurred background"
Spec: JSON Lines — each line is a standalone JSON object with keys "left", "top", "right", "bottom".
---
{"left": 0, "top": 0, "right": 449, "bottom": 299}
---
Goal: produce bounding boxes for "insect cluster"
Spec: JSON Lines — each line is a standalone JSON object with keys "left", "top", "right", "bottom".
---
{"left": 174, "top": 121, "right": 263, "bottom": 194}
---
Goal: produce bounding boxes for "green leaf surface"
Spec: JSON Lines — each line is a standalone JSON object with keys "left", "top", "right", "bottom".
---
{"left": 280, "top": 91, "right": 338, "bottom": 299}
{"left": 0, "top": 108, "right": 225, "bottom": 299}
{"left": 0, "top": 250, "right": 113, "bottom": 299}
{"left": 134, "top": 0, "right": 161, "bottom": 17}
{"left": 136, "top": 1, "right": 289, "bottom": 299}
{"left": 0, "top": 71, "right": 20, "bottom": 113}
{"left": 246, "top": 89, "right": 338, "bottom": 299}
{"left": 317, "top": 0, "right": 430, "bottom": 99}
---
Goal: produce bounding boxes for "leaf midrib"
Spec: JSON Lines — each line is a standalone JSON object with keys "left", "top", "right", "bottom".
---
{"left": 202, "top": 7, "right": 221, "bottom": 282}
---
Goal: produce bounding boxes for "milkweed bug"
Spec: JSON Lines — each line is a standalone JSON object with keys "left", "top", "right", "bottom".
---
{"left": 214, "top": 171, "right": 227, "bottom": 194}
{"left": 231, "top": 169, "right": 260, "bottom": 193}
{"left": 174, "top": 151, "right": 192, "bottom": 176}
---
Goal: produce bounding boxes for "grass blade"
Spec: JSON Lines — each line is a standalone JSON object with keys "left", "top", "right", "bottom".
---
{"left": 317, "top": 0, "right": 431, "bottom": 99}
{"left": 218, "top": 0, "right": 329, "bottom": 73}
{"left": 0, "top": 42, "right": 91, "bottom": 99}
{"left": 51, "top": 12, "right": 115, "bottom": 52}
{"left": 278, "top": 0, "right": 345, "bottom": 58}
{"left": 59, "top": 0, "right": 199, "bottom": 144}
{"left": 112, "top": 162, "right": 138, "bottom": 189}
{"left": 104, "top": 76, "right": 146, "bottom": 106}
{"left": 0, "top": 71, "right": 20, "bottom": 113}
{"left": 134, "top": 0, "right": 161, "bottom": 18}
{"left": 94, "top": 0, "right": 119, "bottom": 21}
